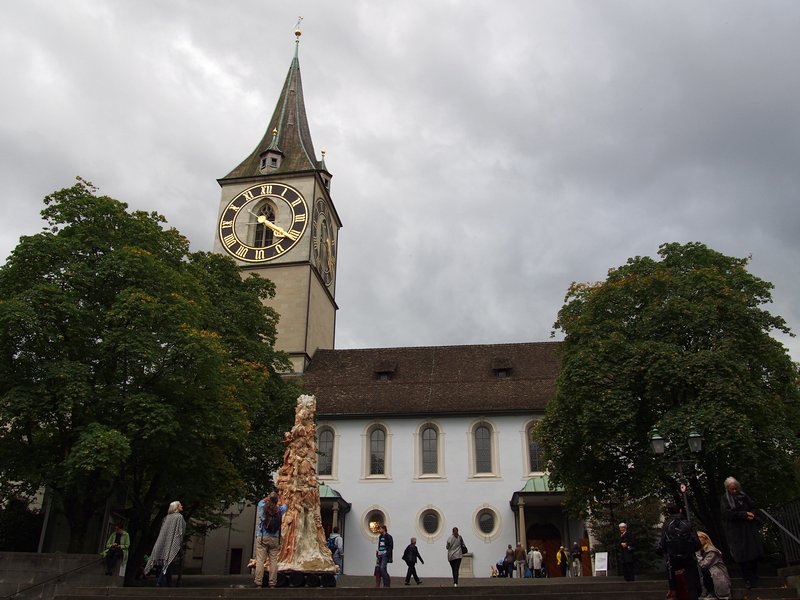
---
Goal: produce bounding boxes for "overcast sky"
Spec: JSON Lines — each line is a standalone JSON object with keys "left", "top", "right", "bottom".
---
{"left": 2, "top": 0, "right": 798, "bottom": 360}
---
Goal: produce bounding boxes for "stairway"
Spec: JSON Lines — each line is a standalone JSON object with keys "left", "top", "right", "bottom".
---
{"left": 52, "top": 574, "right": 799, "bottom": 600}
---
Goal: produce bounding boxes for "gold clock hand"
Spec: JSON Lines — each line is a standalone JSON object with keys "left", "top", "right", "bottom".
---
{"left": 256, "top": 215, "right": 289, "bottom": 238}
{"left": 326, "top": 239, "right": 335, "bottom": 272}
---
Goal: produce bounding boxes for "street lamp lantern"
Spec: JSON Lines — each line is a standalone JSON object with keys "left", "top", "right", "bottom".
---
{"left": 650, "top": 426, "right": 704, "bottom": 525}
{"left": 650, "top": 428, "right": 666, "bottom": 455}
{"left": 687, "top": 429, "right": 703, "bottom": 454}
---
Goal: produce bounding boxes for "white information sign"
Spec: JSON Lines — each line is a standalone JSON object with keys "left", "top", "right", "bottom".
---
{"left": 594, "top": 551, "right": 608, "bottom": 576}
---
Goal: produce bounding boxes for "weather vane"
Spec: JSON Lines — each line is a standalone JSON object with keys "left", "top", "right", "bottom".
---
{"left": 294, "top": 16, "right": 303, "bottom": 38}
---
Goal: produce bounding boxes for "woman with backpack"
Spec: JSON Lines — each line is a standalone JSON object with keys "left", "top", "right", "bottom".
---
{"left": 657, "top": 504, "right": 702, "bottom": 600}
{"left": 327, "top": 526, "right": 343, "bottom": 581}
{"left": 254, "top": 492, "right": 286, "bottom": 588}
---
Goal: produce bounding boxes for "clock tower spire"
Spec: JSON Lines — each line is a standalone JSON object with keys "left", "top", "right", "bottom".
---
{"left": 214, "top": 26, "right": 340, "bottom": 374}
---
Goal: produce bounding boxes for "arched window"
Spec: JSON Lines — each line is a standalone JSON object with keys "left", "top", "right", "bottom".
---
{"left": 370, "top": 427, "right": 386, "bottom": 475}
{"left": 318, "top": 428, "right": 334, "bottom": 476}
{"left": 474, "top": 425, "right": 492, "bottom": 473}
{"left": 527, "top": 425, "right": 542, "bottom": 472}
{"left": 254, "top": 203, "right": 276, "bottom": 247}
{"left": 421, "top": 426, "right": 438, "bottom": 475}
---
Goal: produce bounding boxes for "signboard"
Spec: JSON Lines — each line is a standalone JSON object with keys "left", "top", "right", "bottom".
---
{"left": 594, "top": 551, "right": 608, "bottom": 576}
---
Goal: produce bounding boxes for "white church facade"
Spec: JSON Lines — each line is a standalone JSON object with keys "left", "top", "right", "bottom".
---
{"left": 305, "top": 343, "right": 586, "bottom": 578}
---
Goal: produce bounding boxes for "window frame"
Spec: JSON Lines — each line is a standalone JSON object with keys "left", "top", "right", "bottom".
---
{"left": 362, "top": 422, "right": 392, "bottom": 480}
{"left": 316, "top": 425, "right": 337, "bottom": 479}
{"left": 416, "top": 505, "right": 445, "bottom": 542}
{"left": 414, "top": 421, "right": 445, "bottom": 479}
{"left": 468, "top": 419, "right": 499, "bottom": 478}
{"left": 473, "top": 504, "right": 502, "bottom": 542}
{"left": 363, "top": 506, "right": 389, "bottom": 538}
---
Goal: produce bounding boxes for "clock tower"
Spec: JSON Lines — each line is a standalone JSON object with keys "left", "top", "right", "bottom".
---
{"left": 214, "top": 28, "right": 340, "bottom": 374}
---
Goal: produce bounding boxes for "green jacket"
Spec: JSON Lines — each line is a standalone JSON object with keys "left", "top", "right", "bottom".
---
{"left": 102, "top": 530, "right": 130, "bottom": 566}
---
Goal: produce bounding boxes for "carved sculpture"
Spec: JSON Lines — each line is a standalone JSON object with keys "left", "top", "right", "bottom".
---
{"left": 277, "top": 394, "right": 336, "bottom": 574}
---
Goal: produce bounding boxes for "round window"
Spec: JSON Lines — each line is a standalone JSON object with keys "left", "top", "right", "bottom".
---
{"left": 367, "top": 510, "right": 386, "bottom": 534}
{"left": 421, "top": 510, "right": 439, "bottom": 535}
{"left": 477, "top": 509, "right": 496, "bottom": 534}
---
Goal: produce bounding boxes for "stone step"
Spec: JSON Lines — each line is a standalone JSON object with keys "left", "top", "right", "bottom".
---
{"left": 54, "top": 576, "right": 799, "bottom": 600}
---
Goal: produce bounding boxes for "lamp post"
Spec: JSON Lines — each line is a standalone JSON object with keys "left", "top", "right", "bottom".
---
{"left": 221, "top": 500, "right": 246, "bottom": 575}
{"left": 650, "top": 428, "right": 703, "bottom": 523}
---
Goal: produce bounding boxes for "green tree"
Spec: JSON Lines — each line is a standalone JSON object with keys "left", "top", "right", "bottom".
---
{"left": 538, "top": 242, "right": 800, "bottom": 553}
{"left": 0, "top": 179, "right": 294, "bottom": 568}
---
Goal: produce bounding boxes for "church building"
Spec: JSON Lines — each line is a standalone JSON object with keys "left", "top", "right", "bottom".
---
{"left": 205, "top": 29, "right": 585, "bottom": 579}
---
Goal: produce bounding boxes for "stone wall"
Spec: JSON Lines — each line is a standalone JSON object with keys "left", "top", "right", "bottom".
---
{"left": 0, "top": 552, "right": 115, "bottom": 600}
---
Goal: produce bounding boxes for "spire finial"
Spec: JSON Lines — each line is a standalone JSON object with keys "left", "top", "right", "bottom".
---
{"left": 294, "top": 16, "right": 303, "bottom": 39}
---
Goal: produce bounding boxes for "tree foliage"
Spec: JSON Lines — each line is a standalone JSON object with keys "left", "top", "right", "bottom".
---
{"left": 0, "top": 179, "right": 295, "bottom": 564}
{"left": 538, "top": 242, "right": 800, "bottom": 552}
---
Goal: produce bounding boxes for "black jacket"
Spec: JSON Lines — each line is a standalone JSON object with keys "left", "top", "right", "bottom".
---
{"left": 402, "top": 543, "right": 424, "bottom": 565}
{"left": 378, "top": 533, "right": 394, "bottom": 563}
{"left": 721, "top": 491, "right": 764, "bottom": 563}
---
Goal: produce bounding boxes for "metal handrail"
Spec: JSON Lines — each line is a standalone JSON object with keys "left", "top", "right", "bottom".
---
{"left": 2, "top": 557, "right": 104, "bottom": 600}
{"left": 760, "top": 505, "right": 800, "bottom": 566}
{"left": 760, "top": 509, "right": 800, "bottom": 546}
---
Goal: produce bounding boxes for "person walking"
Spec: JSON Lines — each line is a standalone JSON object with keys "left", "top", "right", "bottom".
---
{"left": 570, "top": 542, "right": 582, "bottom": 577}
{"left": 445, "top": 526, "right": 466, "bottom": 587}
{"left": 557, "top": 546, "right": 569, "bottom": 577}
{"left": 254, "top": 492, "right": 286, "bottom": 588}
{"left": 618, "top": 522, "right": 636, "bottom": 582}
{"left": 101, "top": 523, "right": 129, "bottom": 576}
{"left": 376, "top": 524, "right": 393, "bottom": 588}
{"left": 327, "top": 526, "right": 344, "bottom": 582}
{"left": 720, "top": 477, "right": 763, "bottom": 590}
{"left": 144, "top": 501, "right": 186, "bottom": 587}
{"left": 402, "top": 537, "right": 424, "bottom": 585}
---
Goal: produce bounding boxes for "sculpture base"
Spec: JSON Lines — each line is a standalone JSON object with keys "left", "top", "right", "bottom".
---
{"left": 276, "top": 570, "right": 336, "bottom": 588}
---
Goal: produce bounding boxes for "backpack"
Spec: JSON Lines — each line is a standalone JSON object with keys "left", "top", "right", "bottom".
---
{"left": 663, "top": 517, "right": 697, "bottom": 559}
{"left": 327, "top": 535, "right": 339, "bottom": 554}
{"left": 261, "top": 504, "right": 282, "bottom": 536}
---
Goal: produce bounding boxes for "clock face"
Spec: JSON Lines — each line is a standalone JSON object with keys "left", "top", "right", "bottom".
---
{"left": 218, "top": 183, "right": 308, "bottom": 263}
{"left": 312, "top": 199, "right": 336, "bottom": 286}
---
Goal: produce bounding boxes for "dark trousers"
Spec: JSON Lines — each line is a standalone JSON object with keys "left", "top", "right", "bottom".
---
{"left": 669, "top": 556, "right": 701, "bottom": 600}
{"left": 404, "top": 563, "right": 420, "bottom": 584}
{"left": 449, "top": 558, "right": 462, "bottom": 585}
{"left": 739, "top": 558, "right": 759, "bottom": 586}
{"left": 156, "top": 564, "right": 173, "bottom": 587}
{"left": 105, "top": 547, "right": 123, "bottom": 575}
{"left": 621, "top": 561, "right": 635, "bottom": 581}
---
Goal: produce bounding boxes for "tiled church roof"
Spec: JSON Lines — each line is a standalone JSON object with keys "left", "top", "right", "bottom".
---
{"left": 304, "top": 342, "right": 563, "bottom": 418}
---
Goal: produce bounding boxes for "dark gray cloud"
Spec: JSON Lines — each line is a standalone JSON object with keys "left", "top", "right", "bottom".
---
{"left": 2, "top": 0, "right": 798, "bottom": 359}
